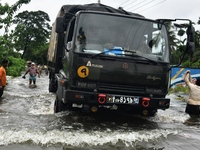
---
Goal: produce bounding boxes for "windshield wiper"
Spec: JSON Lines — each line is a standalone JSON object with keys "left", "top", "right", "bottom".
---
{"left": 91, "top": 48, "right": 158, "bottom": 64}
{"left": 122, "top": 49, "right": 158, "bottom": 65}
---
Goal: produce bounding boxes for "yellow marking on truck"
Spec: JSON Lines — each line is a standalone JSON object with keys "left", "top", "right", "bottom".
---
{"left": 171, "top": 68, "right": 184, "bottom": 80}
{"left": 77, "top": 66, "right": 89, "bottom": 78}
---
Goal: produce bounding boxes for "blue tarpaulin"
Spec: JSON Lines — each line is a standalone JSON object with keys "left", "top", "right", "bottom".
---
{"left": 170, "top": 67, "right": 200, "bottom": 87}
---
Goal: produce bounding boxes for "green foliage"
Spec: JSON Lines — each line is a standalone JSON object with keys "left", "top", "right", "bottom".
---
{"left": 0, "top": 0, "right": 31, "bottom": 33}
{"left": 24, "top": 44, "right": 49, "bottom": 64}
{"left": 0, "top": 34, "right": 26, "bottom": 77}
{"left": 191, "top": 51, "right": 200, "bottom": 62}
{"left": 168, "top": 85, "right": 189, "bottom": 94}
{"left": 0, "top": 1, "right": 51, "bottom": 77}
{"left": 190, "top": 59, "right": 200, "bottom": 68}
{"left": 6, "top": 56, "right": 26, "bottom": 77}
{"left": 165, "top": 22, "right": 179, "bottom": 52}
{"left": 12, "top": 10, "right": 51, "bottom": 60}
{"left": 181, "top": 60, "right": 191, "bottom": 67}
{"left": 170, "top": 49, "right": 182, "bottom": 65}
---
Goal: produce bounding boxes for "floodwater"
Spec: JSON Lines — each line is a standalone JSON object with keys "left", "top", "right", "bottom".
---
{"left": 0, "top": 74, "right": 200, "bottom": 150}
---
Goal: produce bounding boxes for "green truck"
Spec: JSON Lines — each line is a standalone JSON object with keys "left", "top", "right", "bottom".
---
{"left": 47, "top": 3, "right": 195, "bottom": 116}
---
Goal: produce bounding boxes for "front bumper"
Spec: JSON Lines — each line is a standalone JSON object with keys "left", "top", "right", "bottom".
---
{"left": 64, "top": 90, "right": 170, "bottom": 109}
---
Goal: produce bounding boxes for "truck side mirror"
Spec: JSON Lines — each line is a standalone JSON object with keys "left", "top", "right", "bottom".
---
{"left": 186, "top": 23, "right": 195, "bottom": 55}
{"left": 56, "top": 17, "right": 65, "bottom": 33}
{"left": 186, "top": 24, "right": 195, "bottom": 42}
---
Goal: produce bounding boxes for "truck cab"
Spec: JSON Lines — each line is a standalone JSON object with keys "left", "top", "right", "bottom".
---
{"left": 47, "top": 3, "right": 195, "bottom": 116}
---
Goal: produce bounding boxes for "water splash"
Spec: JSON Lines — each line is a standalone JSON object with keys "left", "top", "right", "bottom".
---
{"left": 0, "top": 128, "right": 180, "bottom": 147}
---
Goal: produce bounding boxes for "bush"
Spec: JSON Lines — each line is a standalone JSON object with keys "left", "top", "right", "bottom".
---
{"left": 168, "top": 84, "right": 189, "bottom": 94}
{"left": 6, "top": 56, "right": 26, "bottom": 77}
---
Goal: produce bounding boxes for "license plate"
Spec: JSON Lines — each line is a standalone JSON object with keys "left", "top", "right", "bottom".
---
{"left": 107, "top": 95, "right": 139, "bottom": 104}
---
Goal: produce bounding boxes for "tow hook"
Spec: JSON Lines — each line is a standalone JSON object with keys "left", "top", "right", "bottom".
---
{"left": 142, "top": 97, "right": 150, "bottom": 107}
{"left": 98, "top": 94, "right": 106, "bottom": 104}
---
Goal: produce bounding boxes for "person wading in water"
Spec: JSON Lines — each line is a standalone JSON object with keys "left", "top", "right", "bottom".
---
{"left": 184, "top": 70, "right": 200, "bottom": 116}
{"left": 22, "top": 62, "right": 40, "bottom": 87}
{"left": 0, "top": 59, "right": 8, "bottom": 98}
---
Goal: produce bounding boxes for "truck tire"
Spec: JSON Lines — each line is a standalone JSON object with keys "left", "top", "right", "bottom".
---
{"left": 49, "top": 79, "right": 57, "bottom": 93}
{"left": 148, "top": 109, "right": 157, "bottom": 117}
{"left": 49, "top": 72, "right": 57, "bottom": 93}
{"left": 54, "top": 96, "right": 65, "bottom": 113}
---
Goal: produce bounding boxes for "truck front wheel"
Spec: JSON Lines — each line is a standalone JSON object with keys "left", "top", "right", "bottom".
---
{"left": 49, "top": 72, "right": 57, "bottom": 93}
{"left": 54, "top": 96, "right": 65, "bottom": 113}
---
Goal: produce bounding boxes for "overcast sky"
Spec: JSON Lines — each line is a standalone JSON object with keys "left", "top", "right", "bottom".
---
{"left": 1, "top": 0, "right": 200, "bottom": 29}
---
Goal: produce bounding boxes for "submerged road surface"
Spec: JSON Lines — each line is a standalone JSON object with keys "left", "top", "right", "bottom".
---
{"left": 0, "top": 74, "right": 200, "bottom": 150}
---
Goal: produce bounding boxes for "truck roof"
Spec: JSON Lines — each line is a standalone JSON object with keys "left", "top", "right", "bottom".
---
{"left": 57, "top": 3, "right": 144, "bottom": 18}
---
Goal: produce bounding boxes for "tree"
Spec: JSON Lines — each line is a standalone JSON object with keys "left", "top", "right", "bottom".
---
{"left": 12, "top": 10, "right": 51, "bottom": 60}
{"left": 195, "top": 18, "right": 200, "bottom": 49}
{"left": 0, "top": 0, "right": 31, "bottom": 34}
{"left": 0, "top": 0, "right": 32, "bottom": 77}
{"left": 190, "top": 30, "right": 200, "bottom": 66}
{"left": 0, "top": 3, "right": 10, "bottom": 29}
{"left": 25, "top": 44, "right": 49, "bottom": 64}
{"left": 165, "top": 22, "right": 179, "bottom": 53}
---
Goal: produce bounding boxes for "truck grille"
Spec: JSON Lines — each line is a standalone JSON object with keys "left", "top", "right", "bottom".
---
{"left": 98, "top": 82, "right": 145, "bottom": 94}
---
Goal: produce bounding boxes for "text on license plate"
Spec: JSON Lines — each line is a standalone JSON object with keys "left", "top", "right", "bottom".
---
{"left": 107, "top": 96, "right": 139, "bottom": 104}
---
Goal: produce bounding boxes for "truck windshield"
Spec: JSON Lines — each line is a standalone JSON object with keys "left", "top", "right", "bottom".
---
{"left": 74, "top": 12, "right": 169, "bottom": 62}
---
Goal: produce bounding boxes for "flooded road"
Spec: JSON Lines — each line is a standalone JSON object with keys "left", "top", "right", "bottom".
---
{"left": 0, "top": 74, "right": 200, "bottom": 150}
